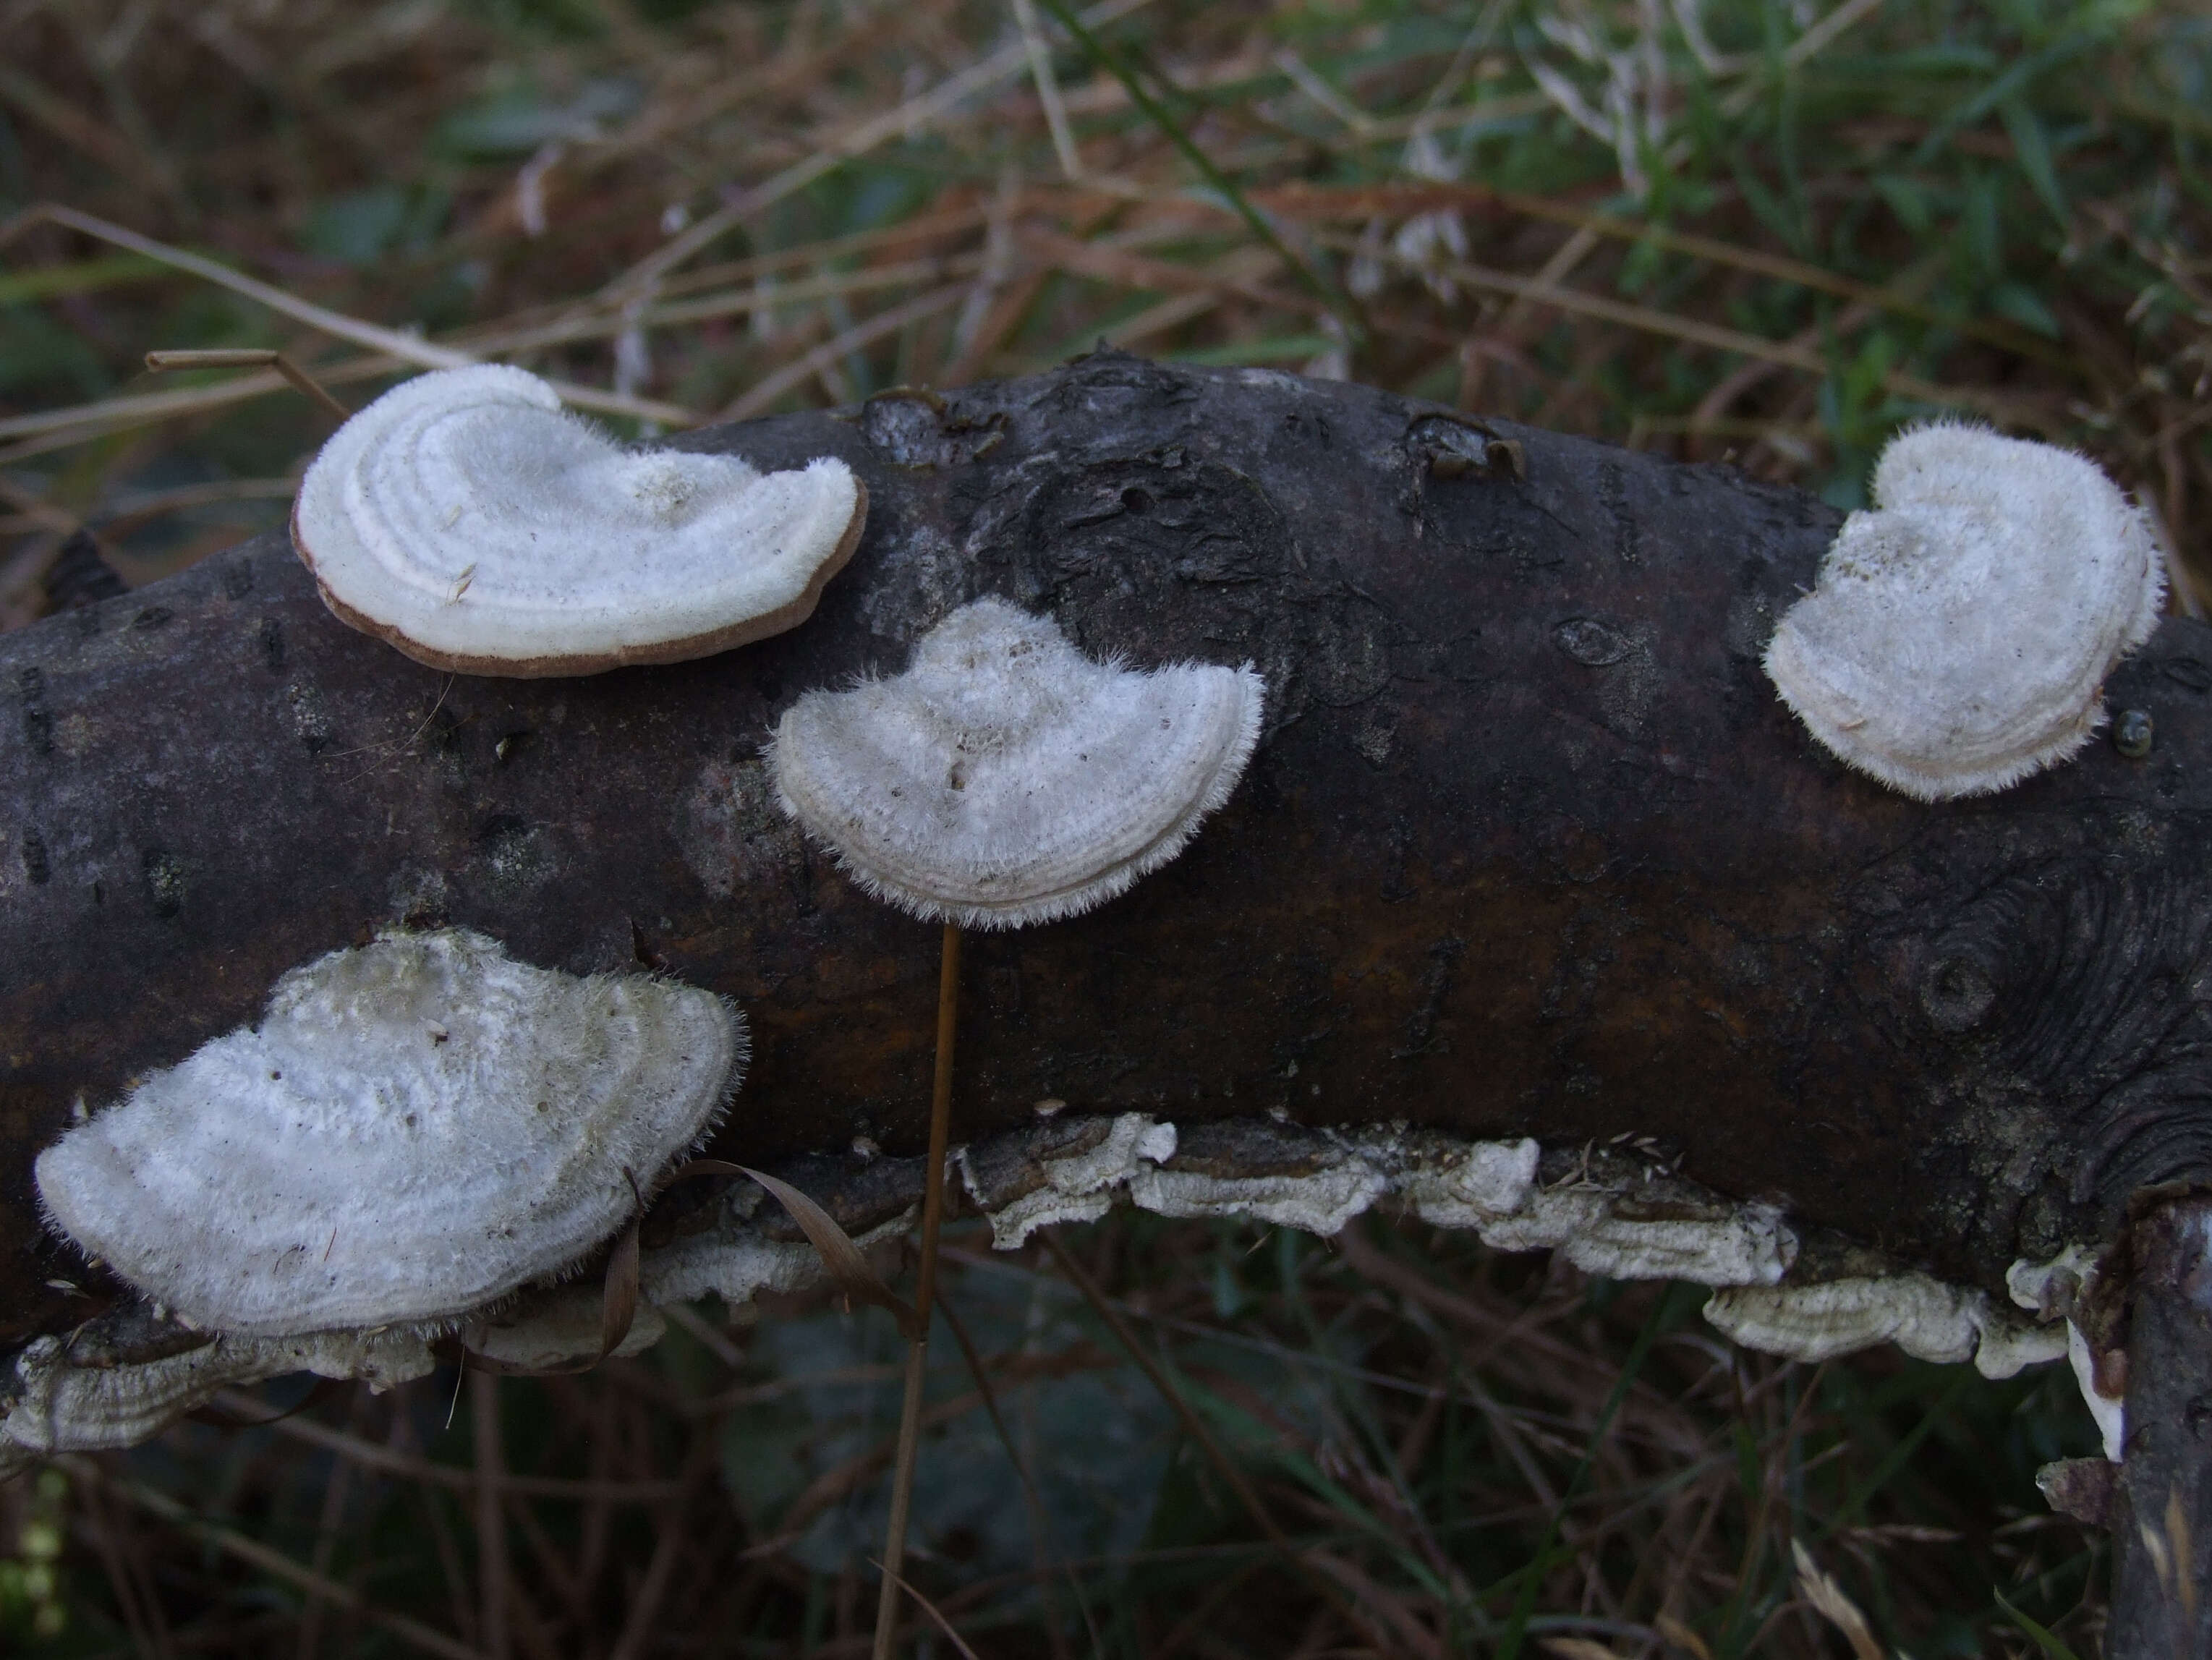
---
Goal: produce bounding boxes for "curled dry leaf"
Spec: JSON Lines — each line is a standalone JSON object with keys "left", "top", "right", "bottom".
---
{"left": 676, "top": 1159, "right": 919, "bottom": 1338}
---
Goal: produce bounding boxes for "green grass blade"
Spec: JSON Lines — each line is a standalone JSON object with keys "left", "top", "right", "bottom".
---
{"left": 1994, "top": 1586, "right": 2085, "bottom": 1660}
{"left": 1026, "top": 0, "right": 1358, "bottom": 340}
{"left": 1493, "top": 1285, "right": 1672, "bottom": 1660}
{"left": 1824, "top": 1365, "right": 1976, "bottom": 1533}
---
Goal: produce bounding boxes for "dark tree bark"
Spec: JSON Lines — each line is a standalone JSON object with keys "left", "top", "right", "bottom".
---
{"left": 5, "top": 352, "right": 2212, "bottom": 1347}
{"left": 2109, "top": 1190, "right": 2212, "bottom": 1657}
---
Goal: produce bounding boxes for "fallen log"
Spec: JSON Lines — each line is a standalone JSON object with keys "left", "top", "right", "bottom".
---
{"left": 3, "top": 349, "right": 2209, "bottom": 1362}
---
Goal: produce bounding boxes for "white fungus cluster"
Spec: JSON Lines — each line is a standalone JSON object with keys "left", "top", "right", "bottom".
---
{"left": 292, "top": 365, "right": 866, "bottom": 676}
{"left": 769, "top": 597, "right": 1266, "bottom": 928}
{"left": 35, "top": 928, "right": 744, "bottom": 1337}
{"left": 10, "top": 1104, "right": 2083, "bottom": 1467}
{"left": 1764, "top": 422, "right": 2163, "bottom": 799}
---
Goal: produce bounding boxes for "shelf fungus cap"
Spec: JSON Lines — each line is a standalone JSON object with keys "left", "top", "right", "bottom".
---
{"left": 1764, "top": 422, "right": 2164, "bottom": 799}
{"left": 769, "top": 597, "right": 1265, "bottom": 928}
{"left": 34, "top": 928, "right": 744, "bottom": 1337}
{"left": 292, "top": 365, "right": 867, "bottom": 676}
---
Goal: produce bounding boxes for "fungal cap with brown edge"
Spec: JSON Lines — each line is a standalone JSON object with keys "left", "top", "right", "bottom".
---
{"left": 769, "top": 597, "right": 1265, "bottom": 929}
{"left": 34, "top": 927, "right": 744, "bottom": 1337}
{"left": 1764, "top": 421, "right": 2164, "bottom": 800}
{"left": 292, "top": 365, "right": 866, "bottom": 676}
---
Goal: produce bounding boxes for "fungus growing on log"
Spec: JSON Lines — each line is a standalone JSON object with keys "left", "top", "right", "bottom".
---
{"left": 769, "top": 596, "right": 1264, "bottom": 928}
{"left": 9, "top": 357, "right": 2212, "bottom": 1584}
{"left": 767, "top": 594, "right": 1265, "bottom": 1648}
{"left": 1764, "top": 422, "right": 2163, "bottom": 799}
{"left": 292, "top": 365, "right": 866, "bottom": 676}
{"left": 1, "top": 1325, "right": 433, "bottom": 1476}
{"left": 35, "top": 928, "right": 744, "bottom": 1336}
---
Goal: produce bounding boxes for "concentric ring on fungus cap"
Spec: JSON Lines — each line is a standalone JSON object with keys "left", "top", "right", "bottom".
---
{"left": 292, "top": 365, "right": 867, "bottom": 676}
{"left": 33, "top": 928, "right": 745, "bottom": 1337}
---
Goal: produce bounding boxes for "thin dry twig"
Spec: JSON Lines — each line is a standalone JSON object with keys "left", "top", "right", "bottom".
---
{"left": 872, "top": 922, "right": 963, "bottom": 1660}
{"left": 22, "top": 204, "right": 694, "bottom": 425}
{"left": 144, "top": 347, "right": 349, "bottom": 420}
{"left": 468, "top": 1373, "right": 511, "bottom": 1660}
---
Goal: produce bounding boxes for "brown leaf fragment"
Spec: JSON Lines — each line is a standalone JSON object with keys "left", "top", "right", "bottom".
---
{"left": 686, "top": 1160, "right": 920, "bottom": 1339}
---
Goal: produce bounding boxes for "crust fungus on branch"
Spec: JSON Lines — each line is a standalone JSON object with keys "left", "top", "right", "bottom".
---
{"left": 1764, "top": 422, "right": 2164, "bottom": 799}
{"left": 768, "top": 597, "right": 1265, "bottom": 928}
{"left": 292, "top": 365, "right": 867, "bottom": 676}
{"left": 34, "top": 928, "right": 744, "bottom": 1337}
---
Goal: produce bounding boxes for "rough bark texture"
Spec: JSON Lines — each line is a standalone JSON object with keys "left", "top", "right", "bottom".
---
{"left": 2109, "top": 1191, "right": 2212, "bottom": 1658}
{"left": 5, "top": 352, "right": 2212, "bottom": 1348}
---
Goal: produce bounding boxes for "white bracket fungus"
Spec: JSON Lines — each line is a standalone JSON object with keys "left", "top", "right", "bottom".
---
{"left": 1393, "top": 1137, "right": 1542, "bottom": 1230}
{"left": 35, "top": 927, "right": 744, "bottom": 1337}
{"left": 2009, "top": 1245, "right": 2126, "bottom": 1459}
{"left": 618, "top": 1116, "right": 2054, "bottom": 1397}
{"left": 955, "top": 1112, "right": 1178, "bottom": 1248}
{"left": 0, "top": 1327, "right": 433, "bottom": 1465}
{"left": 1128, "top": 1142, "right": 1389, "bottom": 1237}
{"left": 769, "top": 597, "right": 1265, "bottom": 928}
{"left": 1764, "top": 422, "right": 2164, "bottom": 799}
{"left": 1704, "top": 1274, "right": 2066, "bottom": 1378}
{"left": 1560, "top": 1200, "right": 1795, "bottom": 1286}
{"left": 293, "top": 365, "right": 867, "bottom": 676}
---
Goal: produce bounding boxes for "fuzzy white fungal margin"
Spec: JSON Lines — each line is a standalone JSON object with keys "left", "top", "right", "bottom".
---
{"left": 292, "top": 365, "right": 867, "bottom": 676}
{"left": 0, "top": 1327, "right": 434, "bottom": 1460}
{"left": 35, "top": 928, "right": 744, "bottom": 1337}
{"left": 770, "top": 597, "right": 1265, "bottom": 929}
{"left": 1764, "top": 422, "right": 2163, "bottom": 799}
